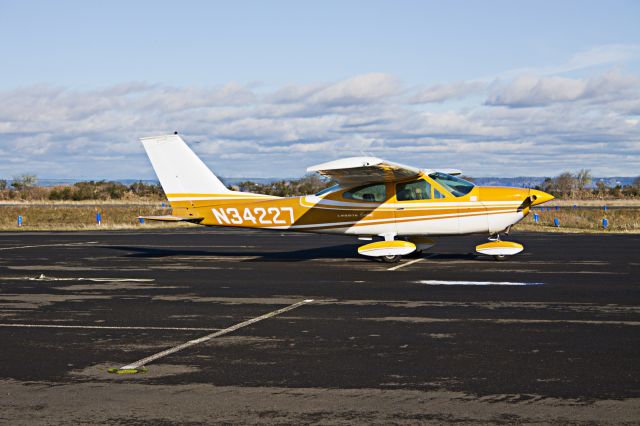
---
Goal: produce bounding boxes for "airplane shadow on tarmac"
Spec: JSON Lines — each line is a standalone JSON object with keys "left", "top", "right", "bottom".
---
{"left": 103, "top": 244, "right": 361, "bottom": 262}
{"left": 102, "top": 245, "right": 481, "bottom": 263}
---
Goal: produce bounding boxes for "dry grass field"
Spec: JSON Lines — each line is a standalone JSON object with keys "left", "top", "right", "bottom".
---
{"left": 546, "top": 198, "right": 640, "bottom": 207}
{"left": 0, "top": 205, "right": 186, "bottom": 230}
{"left": 1, "top": 203, "right": 638, "bottom": 233}
{"left": 515, "top": 206, "right": 640, "bottom": 233}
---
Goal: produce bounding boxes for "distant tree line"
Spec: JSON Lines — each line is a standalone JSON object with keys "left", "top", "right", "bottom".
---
{"left": 229, "top": 174, "right": 334, "bottom": 197}
{"left": 1, "top": 171, "right": 639, "bottom": 201}
{"left": 538, "top": 170, "right": 640, "bottom": 198}
{"left": 0, "top": 174, "right": 165, "bottom": 201}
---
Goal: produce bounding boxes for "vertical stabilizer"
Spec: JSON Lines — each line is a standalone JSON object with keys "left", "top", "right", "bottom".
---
{"left": 140, "top": 134, "right": 231, "bottom": 196}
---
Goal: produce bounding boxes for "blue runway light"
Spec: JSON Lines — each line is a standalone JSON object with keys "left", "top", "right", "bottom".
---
{"left": 139, "top": 217, "right": 145, "bottom": 224}
{"left": 533, "top": 213, "right": 539, "bottom": 223}
{"left": 555, "top": 206, "right": 559, "bottom": 211}
{"left": 554, "top": 217, "right": 560, "bottom": 227}
{"left": 96, "top": 212, "right": 101, "bottom": 225}
{"left": 17, "top": 215, "right": 22, "bottom": 227}
{"left": 603, "top": 205, "right": 608, "bottom": 211}
{"left": 602, "top": 218, "right": 608, "bottom": 229}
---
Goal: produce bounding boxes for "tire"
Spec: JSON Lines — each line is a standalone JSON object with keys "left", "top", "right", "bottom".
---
{"left": 381, "top": 255, "right": 402, "bottom": 263}
{"left": 493, "top": 255, "right": 507, "bottom": 261}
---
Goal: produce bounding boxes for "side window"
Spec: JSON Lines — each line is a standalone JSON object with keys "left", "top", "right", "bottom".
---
{"left": 396, "top": 179, "right": 432, "bottom": 201}
{"left": 434, "top": 188, "right": 447, "bottom": 199}
{"left": 343, "top": 183, "right": 386, "bottom": 202}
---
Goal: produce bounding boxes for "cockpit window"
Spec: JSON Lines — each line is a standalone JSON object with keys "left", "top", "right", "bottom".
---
{"left": 343, "top": 183, "right": 386, "bottom": 202}
{"left": 315, "top": 184, "right": 340, "bottom": 196}
{"left": 396, "top": 179, "right": 431, "bottom": 201}
{"left": 434, "top": 188, "right": 447, "bottom": 199}
{"left": 428, "top": 172, "right": 474, "bottom": 197}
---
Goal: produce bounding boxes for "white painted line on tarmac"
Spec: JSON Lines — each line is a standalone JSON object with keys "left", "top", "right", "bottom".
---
{"left": 387, "top": 258, "right": 424, "bottom": 271}
{"left": 417, "top": 280, "right": 543, "bottom": 286}
{"left": 0, "top": 275, "right": 154, "bottom": 283}
{"left": 0, "top": 241, "right": 99, "bottom": 251}
{"left": 116, "top": 299, "right": 315, "bottom": 371}
{"left": 0, "top": 323, "right": 218, "bottom": 331}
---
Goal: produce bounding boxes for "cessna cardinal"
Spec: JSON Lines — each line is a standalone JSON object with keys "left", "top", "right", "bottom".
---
{"left": 140, "top": 134, "right": 554, "bottom": 262}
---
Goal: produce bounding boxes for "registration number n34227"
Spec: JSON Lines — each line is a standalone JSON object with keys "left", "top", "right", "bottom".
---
{"left": 211, "top": 207, "right": 294, "bottom": 226}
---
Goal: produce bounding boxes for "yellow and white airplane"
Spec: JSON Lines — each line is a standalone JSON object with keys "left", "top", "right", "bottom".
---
{"left": 140, "top": 134, "right": 554, "bottom": 262}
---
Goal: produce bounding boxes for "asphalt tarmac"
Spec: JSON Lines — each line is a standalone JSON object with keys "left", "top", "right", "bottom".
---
{"left": 0, "top": 228, "right": 638, "bottom": 424}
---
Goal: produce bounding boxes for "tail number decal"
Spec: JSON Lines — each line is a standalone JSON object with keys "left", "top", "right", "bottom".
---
{"left": 211, "top": 207, "right": 294, "bottom": 226}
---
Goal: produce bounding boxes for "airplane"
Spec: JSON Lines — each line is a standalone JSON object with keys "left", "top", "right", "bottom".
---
{"left": 140, "top": 133, "right": 554, "bottom": 263}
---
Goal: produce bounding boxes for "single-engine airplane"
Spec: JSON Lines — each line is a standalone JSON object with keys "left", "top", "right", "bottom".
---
{"left": 140, "top": 134, "right": 554, "bottom": 262}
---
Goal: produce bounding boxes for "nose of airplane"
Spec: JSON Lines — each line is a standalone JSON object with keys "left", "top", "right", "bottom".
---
{"left": 529, "top": 189, "right": 555, "bottom": 206}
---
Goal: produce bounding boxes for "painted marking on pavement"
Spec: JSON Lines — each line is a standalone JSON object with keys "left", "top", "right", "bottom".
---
{"left": 116, "top": 299, "right": 314, "bottom": 371}
{"left": 417, "top": 280, "right": 543, "bottom": 286}
{"left": 0, "top": 242, "right": 99, "bottom": 251}
{"left": 0, "top": 323, "right": 218, "bottom": 331}
{"left": 0, "top": 275, "right": 154, "bottom": 282}
{"left": 387, "top": 258, "right": 424, "bottom": 271}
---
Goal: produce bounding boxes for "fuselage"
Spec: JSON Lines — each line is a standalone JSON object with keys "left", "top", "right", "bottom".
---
{"left": 165, "top": 172, "right": 553, "bottom": 237}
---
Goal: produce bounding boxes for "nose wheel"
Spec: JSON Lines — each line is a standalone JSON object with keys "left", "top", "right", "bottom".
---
{"left": 476, "top": 234, "right": 524, "bottom": 260}
{"left": 380, "top": 255, "right": 402, "bottom": 263}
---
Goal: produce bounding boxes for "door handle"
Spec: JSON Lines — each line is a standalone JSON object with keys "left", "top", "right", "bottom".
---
{"left": 396, "top": 207, "right": 405, "bottom": 211}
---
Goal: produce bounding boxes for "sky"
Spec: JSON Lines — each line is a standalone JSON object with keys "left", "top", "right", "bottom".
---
{"left": 0, "top": 0, "right": 639, "bottom": 179}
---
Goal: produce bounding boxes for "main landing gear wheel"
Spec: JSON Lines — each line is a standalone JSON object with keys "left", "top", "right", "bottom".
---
{"left": 381, "top": 255, "right": 402, "bottom": 263}
{"left": 493, "top": 255, "right": 507, "bottom": 261}
{"left": 357, "top": 240, "right": 416, "bottom": 263}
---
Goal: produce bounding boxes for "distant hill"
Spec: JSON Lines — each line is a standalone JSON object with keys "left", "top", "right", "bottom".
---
{"left": 471, "top": 176, "right": 636, "bottom": 189}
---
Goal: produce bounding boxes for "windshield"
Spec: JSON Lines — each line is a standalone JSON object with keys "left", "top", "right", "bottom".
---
{"left": 428, "top": 172, "right": 474, "bottom": 197}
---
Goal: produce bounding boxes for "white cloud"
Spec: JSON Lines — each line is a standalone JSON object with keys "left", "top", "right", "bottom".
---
{"left": 411, "top": 81, "right": 485, "bottom": 103}
{"left": 309, "top": 73, "right": 401, "bottom": 106}
{"left": 497, "top": 44, "right": 640, "bottom": 78}
{"left": 486, "top": 70, "right": 640, "bottom": 107}
{"left": 0, "top": 65, "right": 639, "bottom": 179}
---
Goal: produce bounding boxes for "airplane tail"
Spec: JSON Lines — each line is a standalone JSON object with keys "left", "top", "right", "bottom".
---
{"left": 140, "top": 134, "right": 230, "bottom": 199}
{"left": 140, "top": 134, "right": 277, "bottom": 217}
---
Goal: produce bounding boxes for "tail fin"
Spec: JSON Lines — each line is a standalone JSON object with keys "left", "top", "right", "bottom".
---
{"left": 140, "top": 134, "right": 231, "bottom": 196}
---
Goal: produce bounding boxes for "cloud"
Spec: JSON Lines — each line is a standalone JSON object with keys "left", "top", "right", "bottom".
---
{"left": 497, "top": 44, "right": 640, "bottom": 78}
{"left": 308, "top": 73, "right": 401, "bottom": 106}
{"left": 486, "top": 70, "right": 640, "bottom": 107}
{"left": 411, "top": 81, "right": 485, "bottom": 103}
{"left": 0, "top": 63, "right": 639, "bottom": 179}
{"left": 561, "top": 44, "right": 640, "bottom": 73}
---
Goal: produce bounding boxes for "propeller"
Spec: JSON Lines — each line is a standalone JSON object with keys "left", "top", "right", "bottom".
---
{"left": 517, "top": 194, "right": 537, "bottom": 212}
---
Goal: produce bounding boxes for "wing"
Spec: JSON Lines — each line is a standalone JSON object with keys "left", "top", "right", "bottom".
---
{"left": 306, "top": 156, "right": 421, "bottom": 186}
{"left": 433, "top": 168, "right": 462, "bottom": 176}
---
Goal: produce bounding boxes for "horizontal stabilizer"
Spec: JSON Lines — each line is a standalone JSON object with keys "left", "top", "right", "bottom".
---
{"left": 139, "top": 215, "right": 204, "bottom": 223}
